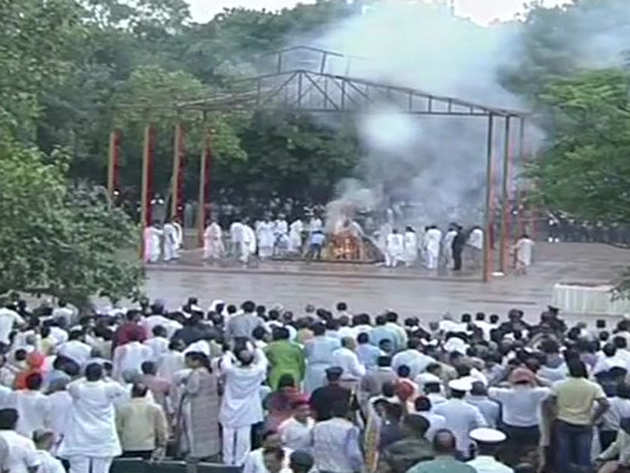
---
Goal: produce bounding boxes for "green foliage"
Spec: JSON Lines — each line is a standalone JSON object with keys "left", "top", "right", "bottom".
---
{"left": 0, "top": 139, "right": 144, "bottom": 305}
{"left": 527, "top": 69, "right": 630, "bottom": 223}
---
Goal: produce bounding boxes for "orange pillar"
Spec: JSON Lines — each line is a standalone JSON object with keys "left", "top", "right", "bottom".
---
{"left": 140, "top": 125, "right": 155, "bottom": 259}
{"left": 197, "top": 130, "right": 212, "bottom": 247}
{"left": 171, "top": 123, "right": 185, "bottom": 219}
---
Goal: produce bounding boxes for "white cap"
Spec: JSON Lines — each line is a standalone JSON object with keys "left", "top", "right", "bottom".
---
{"left": 470, "top": 428, "right": 507, "bottom": 443}
{"left": 448, "top": 378, "right": 473, "bottom": 392}
{"left": 416, "top": 373, "right": 441, "bottom": 386}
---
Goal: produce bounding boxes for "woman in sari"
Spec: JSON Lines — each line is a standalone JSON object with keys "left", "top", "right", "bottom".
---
{"left": 178, "top": 351, "right": 221, "bottom": 461}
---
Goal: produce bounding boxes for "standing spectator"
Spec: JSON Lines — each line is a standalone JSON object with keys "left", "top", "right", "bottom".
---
{"left": 46, "top": 379, "right": 72, "bottom": 453}
{"left": 356, "top": 333, "right": 382, "bottom": 372}
{"left": 180, "top": 352, "right": 221, "bottom": 461}
{"left": 545, "top": 359, "right": 609, "bottom": 472}
{"left": 116, "top": 383, "right": 168, "bottom": 459}
{"left": 433, "top": 379, "right": 487, "bottom": 459}
{"left": 311, "top": 401, "right": 363, "bottom": 473}
{"left": 226, "top": 301, "right": 264, "bottom": 342}
{"left": 9, "top": 373, "right": 50, "bottom": 438}
{"left": 488, "top": 367, "right": 550, "bottom": 448}
{"left": 112, "top": 332, "right": 152, "bottom": 380}
{"left": 309, "top": 367, "right": 351, "bottom": 422}
{"left": 406, "top": 429, "right": 476, "bottom": 473}
{"left": 219, "top": 347, "right": 268, "bottom": 465}
{"left": 0, "top": 300, "right": 24, "bottom": 346}
{"left": 467, "top": 428, "right": 513, "bottom": 473}
{"left": 415, "top": 396, "right": 447, "bottom": 441}
{"left": 0, "top": 408, "right": 41, "bottom": 473}
{"left": 112, "top": 310, "right": 147, "bottom": 351}
{"left": 58, "top": 363, "right": 126, "bottom": 473}
{"left": 33, "top": 429, "right": 66, "bottom": 473}
{"left": 303, "top": 323, "right": 340, "bottom": 393}
{"left": 57, "top": 330, "right": 92, "bottom": 367}
{"left": 278, "top": 398, "right": 314, "bottom": 451}
{"left": 265, "top": 327, "right": 305, "bottom": 391}
{"left": 379, "top": 414, "right": 434, "bottom": 473}
{"left": 331, "top": 337, "right": 366, "bottom": 391}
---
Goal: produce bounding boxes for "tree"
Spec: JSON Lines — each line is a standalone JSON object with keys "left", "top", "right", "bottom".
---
{"left": 0, "top": 139, "right": 144, "bottom": 307}
{"left": 527, "top": 69, "right": 630, "bottom": 223}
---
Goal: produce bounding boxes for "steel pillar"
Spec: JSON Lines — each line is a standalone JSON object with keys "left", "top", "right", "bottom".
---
{"left": 499, "top": 116, "right": 511, "bottom": 273}
{"left": 483, "top": 114, "right": 494, "bottom": 283}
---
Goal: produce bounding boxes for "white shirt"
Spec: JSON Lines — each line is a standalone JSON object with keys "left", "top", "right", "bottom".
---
{"left": 52, "top": 307, "right": 75, "bottom": 326}
{"left": 58, "top": 339, "right": 92, "bottom": 366}
{"left": 49, "top": 327, "right": 69, "bottom": 345}
{"left": 418, "top": 411, "right": 446, "bottom": 440}
{"left": 36, "top": 450, "right": 66, "bottom": 473}
{"left": 142, "top": 315, "right": 182, "bottom": 339}
{"left": 279, "top": 417, "right": 314, "bottom": 450}
{"left": 386, "top": 233, "right": 404, "bottom": 255}
{"left": 144, "top": 336, "right": 169, "bottom": 361}
{"left": 47, "top": 391, "right": 73, "bottom": 442}
{"left": 392, "top": 350, "right": 434, "bottom": 378}
{"left": 467, "top": 455, "right": 514, "bottom": 473}
{"left": 331, "top": 347, "right": 366, "bottom": 380}
{"left": 468, "top": 228, "right": 483, "bottom": 249}
{"left": 488, "top": 386, "right": 551, "bottom": 427}
{"left": 433, "top": 398, "right": 487, "bottom": 455}
{"left": 0, "top": 430, "right": 41, "bottom": 473}
{"left": 157, "top": 351, "right": 186, "bottom": 383}
{"left": 514, "top": 238, "right": 534, "bottom": 265}
{"left": 242, "top": 447, "right": 292, "bottom": 473}
{"left": 9, "top": 390, "right": 51, "bottom": 438}
{"left": 0, "top": 307, "right": 23, "bottom": 344}
{"left": 58, "top": 379, "right": 126, "bottom": 458}
{"left": 112, "top": 341, "right": 153, "bottom": 379}
{"left": 219, "top": 349, "right": 268, "bottom": 428}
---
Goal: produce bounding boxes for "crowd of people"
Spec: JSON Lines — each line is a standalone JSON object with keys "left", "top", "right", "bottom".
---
{"left": 144, "top": 212, "right": 535, "bottom": 274}
{"left": 0, "top": 295, "right": 628, "bottom": 473}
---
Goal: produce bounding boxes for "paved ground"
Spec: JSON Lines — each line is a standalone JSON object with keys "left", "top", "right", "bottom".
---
{"left": 146, "top": 242, "right": 629, "bottom": 326}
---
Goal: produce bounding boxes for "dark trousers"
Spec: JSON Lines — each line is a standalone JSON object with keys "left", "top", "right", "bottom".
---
{"left": 121, "top": 450, "right": 153, "bottom": 459}
{"left": 600, "top": 429, "right": 617, "bottom": 451}
{"left": 453, "top": 247, "right": 463, "bottom": 270}
{"left": 554, "top": 420, "right": 593, "bottom": 472}
{"left": 502, "top": 423, "right": 540, "bottom": 446}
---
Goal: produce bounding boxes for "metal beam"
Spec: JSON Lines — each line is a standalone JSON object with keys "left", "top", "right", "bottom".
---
{"left": 499, "top": 116, "right": 511, "bottom": 274}
{"left": 483, "top": 115, "right": 494, "bottom": 283}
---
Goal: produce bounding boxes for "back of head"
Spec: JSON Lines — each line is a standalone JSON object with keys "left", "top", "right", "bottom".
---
{"left": 476, "top": 312, "right": 485, "bottom": 321}
{"left": 336, "top": 302, "right": 347, "bottom": 312}
{"left": 567, "top": 359, "right": 588, "bottom": 378}
{"left": 312, "top": 323, "right": 326, "bottom": 336}
{"left": 397, "top": 365, "right": 410, "bottom": 378}
{"left": 603, "top": 343, "right": 617, "bottom": 358}
{"left": 131, "top": 382, "right": 148, "bottom": 398}
{"left": 377, "top": 356, "right": 391, "bottom": 368}
{"left": 376, "top": 315, "right": 386, "bottom": 326}
{"left": 403, "top": 414, "right": 430, "bottom": 437}
{"left": 141, "top": 361, "right": 156, "bottom": 375}
{"left": 85, "top": 362, "right": 103, "bottom": 381}
{"left": 0, "top": 408, "right": 18, "bottom": 430}
{"left": 386, "top": 312, "right": 398, "bottom": 323}
{"left": 381, "top": 381, "right": 396, "bottom": 398}
{"left": 433, "top": 429, "right": 457, "bottom": 455}
{"left": 415, "top": 396, "right": 432, "bottom": 412}
{"left": 25, "top": 373, "right": 43, "bottom": 391}
{"left": 461, "top": 313, "right": 471, "bottom": 323}
{"left": 357, "top": 332, "right": 369, "bottom": 344}
{"left": 489, "top": 314, "right": 499, "bottom": 324}
{"left": 407, "top": 338, "right": 421, "bottom": 350}
{"left": 615, "top": 336, "right": 628, "bottom": 350}
{"left": 242, "top": 300, "right": 256, "bottom": 313}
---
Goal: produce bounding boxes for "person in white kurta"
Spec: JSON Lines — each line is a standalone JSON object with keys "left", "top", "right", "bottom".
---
{"left": 9, "top": 377, "right": 51, "bottom": 438}
{"left": 157, "top": 344, "right": 186, "bottom": 384}
{"left": 273, "top": 217, "right": 289, "bottom": 256}
{"left": 467, "top": 226, "right": 484, "bottom": 269}
{"left": 34, "top": 430, "right": 66, "bottom": 473}
{"left": 173, "top": 219, "right": 183, "bottom": 257}
{"left": 242, "top": 224, "right": 257, "bottom": 264}
{"left": 288, "top": 219, "right": 303, "bottom": 255}
{"left": 144, "top": 224, "right": 163, "bottom": 263}
{"left": 46, "top": 380, "right": 72, "bottom": 454}
{"left": 423, "top": 226, "right": 443, "bottom": 269}
{"left": 163, "top": 221, "right": 178, "bottom": 262}
{"left": 257, "top": 219, "right": 275, "bottom": 259}
{"left": 219, "top": 348, "right": 268, "bottom": 466}
{"left": 112, "top": 339, "right": 153, "bottom": 381}
{"left": 403, "top": 227, "right": 418, "bottom": 267}
{"left": 58, "top": 364, "right": 126, "bottom": 473}
{"left": 513, "top": 234, "right": 535, "bottom": 275}
{"left": 230, "top": 220, "right": 245, "bottom": 259}
{"left": 385, "top": 230, "right": 404, "bottom": 267}
{"left": 204, "top": 221, "right": 225, "bottom": 261}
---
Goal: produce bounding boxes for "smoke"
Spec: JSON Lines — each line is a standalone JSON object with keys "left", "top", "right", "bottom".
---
{"left": 278, "top": 0, "right": 629, "bottom": 231}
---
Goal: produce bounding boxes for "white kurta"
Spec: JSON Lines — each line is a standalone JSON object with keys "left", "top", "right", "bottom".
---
{"left": 173, "top": 222, "right": 183, "bottom": 251}
{"left": 468, "top": 228, "right": 483, "bottom": 249}
{"left": 288, "top": 220, "right": 303, "bottom": 253}
{"left": 385, "top": 233, "right": 404, "bottom": 267}
{"left": 219, "top": 350, "right": 268, "bottom": 428}
{"left": 144, "top": 226, "right": 163, "bottom": 263}
{"left": 257, "top": 222, "right": 275, "bottom": 258}
{"left": 58, "top": 379, "right": 126, "bottom": 458}
{"left": 230, "top": 222, "right": 245, "bottom": 258}
{"left": 242, "top": 225, "right": 257, "bottom": 262}
{"left": 204, "top": 223, "right": 224, "bottom": 260}
{"left": 424, "top": 228, "right": 443, "bottom": 269}
{"left": 48, "top": 390, "right": 73, "bottom": 448}
{"left": 112, "top": 341, "right": 153, "bottom": 380}
{"left": 9, "top": 390, "right": 51, "bottom": 438}
{"left": 163, "top": 223, "right": 178, "bottom": 261}
{"left": 443, "top": 230, "right": 457, "bottom": 267}
{"left": 514, "top": 237, "right": 535, "bottom": 266}
{"left": 403, "top": 231, "right": 418, "bottom": 264}
{"left": 157, "top": 350, "right": 186, "bottom": 384}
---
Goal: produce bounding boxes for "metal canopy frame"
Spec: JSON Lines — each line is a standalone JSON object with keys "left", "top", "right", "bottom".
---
{"left": 113, "top": 46, "right": 529, "bottom": 281}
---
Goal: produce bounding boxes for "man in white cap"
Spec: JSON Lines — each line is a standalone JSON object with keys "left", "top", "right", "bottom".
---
{"left": 467, "top": 428, "right": 513, "bottom": 473}
{"left": 433, "top": 378, "right": 487, "bottom": 459}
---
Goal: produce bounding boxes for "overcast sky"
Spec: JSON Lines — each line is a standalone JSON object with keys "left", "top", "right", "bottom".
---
{"left": 187, "top": 0, "right": 569, "bottom": 26}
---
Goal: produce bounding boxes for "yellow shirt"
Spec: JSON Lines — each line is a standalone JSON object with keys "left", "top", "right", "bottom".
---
{"left": 551, "top": 377, "right": 605, "bottom": 425}
{"left": 116, "top": 398, "right": 168, "bottom": 452}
